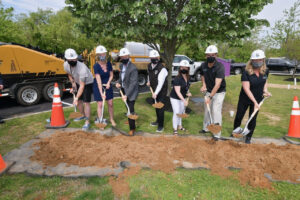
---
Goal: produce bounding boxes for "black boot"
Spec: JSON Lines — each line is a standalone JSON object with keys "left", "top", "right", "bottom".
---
{"left": 245, "top": 136, "right": 251, "bottom": 144}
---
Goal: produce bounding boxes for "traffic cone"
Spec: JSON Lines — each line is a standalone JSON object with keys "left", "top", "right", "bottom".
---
{"left": 0, "top": 154, "right": 7, "bottom": 174}
{"left": 46, "top": 83, "right": 69, "bottom": 129}
{"left": 286, "top": 96, "right": 300, "bottom": 138}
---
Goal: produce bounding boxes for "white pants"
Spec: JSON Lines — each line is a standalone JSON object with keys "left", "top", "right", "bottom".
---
{"left": 170, "top": 98, "right": 185, "bottom": 130}
{"left": 203, "top": 92, "right": 226, "bottom": 137}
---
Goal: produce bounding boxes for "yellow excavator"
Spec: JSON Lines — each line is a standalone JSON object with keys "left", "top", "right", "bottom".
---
{"left": 0, "top": 43, "right": 70, "bottom": 105}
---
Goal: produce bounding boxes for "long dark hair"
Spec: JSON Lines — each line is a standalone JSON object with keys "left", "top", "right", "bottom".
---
{"left": 177, "top": 67, "right": 190, "bottom": 80}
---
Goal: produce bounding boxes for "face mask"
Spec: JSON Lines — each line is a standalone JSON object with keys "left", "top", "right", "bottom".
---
{"left": 151, "top": 59, "right": 159, "bottom": 64}
{"left": 180, "top": 69, "right": 188, "bottom": 74}
{"left": 251, "top": 61, "right": 264, "bottom": 68}
{"left": 98, "top": 55, "right": 106, "bottom": 62}
{"left": 68, "top": 60, "right": 77, "bottom": 67}
{"left": 207, "top": 56, "right": 216, "bottom": 63}
{"left": 121, "top": 58, "right": 129, "bottom": 64}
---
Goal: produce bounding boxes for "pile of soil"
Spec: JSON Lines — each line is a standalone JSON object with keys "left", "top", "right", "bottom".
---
{"left": 31, "top": 131, "right": 300, "bottom": 196}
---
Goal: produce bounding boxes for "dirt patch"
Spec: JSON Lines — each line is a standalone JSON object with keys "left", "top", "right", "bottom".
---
{"left": 31, "top": 131, "right": 300, "bottom": 196}
{"left": 268, "top": 83, "right": 300, "bottom": 89}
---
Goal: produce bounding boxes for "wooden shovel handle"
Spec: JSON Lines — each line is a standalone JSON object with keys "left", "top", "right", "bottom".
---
{"left": 120, "top": 89, "right": 124, "bottom": 97}
{"left": 149, "top": 87, "right": 154, "bottom": 95}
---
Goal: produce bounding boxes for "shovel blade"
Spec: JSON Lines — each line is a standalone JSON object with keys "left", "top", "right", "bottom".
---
{"left": 152, "top": 102, "right": 164, "bottom": 109}
{"left": 242, "top": 128, "right": 250, "bottom": 136}
{"left": 69, "top": 112, "right": 84, "bottom": 119}
{"left": 207, "top": 124, "right": 222, "bottom": 135}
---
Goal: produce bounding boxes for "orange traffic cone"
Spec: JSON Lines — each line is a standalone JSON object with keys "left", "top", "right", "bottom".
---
{"left": 286, "top": 96, "right": 300, "bottom": 139}
{"left": 0, "top": 154, "right": 7, "bottom": 174}
{"left": 46, "top": 83, "right": 69, "bottom": 129}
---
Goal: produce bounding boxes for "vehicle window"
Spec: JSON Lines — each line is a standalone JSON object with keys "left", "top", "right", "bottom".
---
{"left": 173, "top": 56, "right": 181, "bottom": 63}
{"left": 182, "top": 56, "right": 191, "bottom": 62}
{"left": 269, "top": 59, "right": 279, "bottom": 64}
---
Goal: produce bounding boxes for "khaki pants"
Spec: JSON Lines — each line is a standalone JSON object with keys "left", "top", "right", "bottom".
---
{"left": 203, "top": 92, "right": 226, "bottom": 138}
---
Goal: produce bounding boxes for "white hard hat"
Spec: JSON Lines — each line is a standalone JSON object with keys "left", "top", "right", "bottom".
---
{"left": 179, "top": 60, "right": 190, "bottom": 67}
{"left": 64, "top": 48, "right": 78, "bottom": 60}
{"left": 149, "top": 50, "right": 160, "bottom": 58}
{"left": 205, "top": 45, "right": 218, "bottom": 54}
{"left": 250, "top": 49, "right": 265, "bottom": 60}
{"left": 119, "top": 48, "right": 130, "bottom": 56}
{"left": 95, "top": 45, "right": 107, "bottom": 54}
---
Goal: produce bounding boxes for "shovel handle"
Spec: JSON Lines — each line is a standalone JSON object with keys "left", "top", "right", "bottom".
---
{"left": 204, "top": 96, "right": 213, "bottom": 124}
{"left": 120, "top": 89, "right": 125, "bottom": 98}
{"left": 149, "top": 87, "right": 154, "bottom": 95}
{"left": 72, "top": 93, "right": 77, "bottom": 112}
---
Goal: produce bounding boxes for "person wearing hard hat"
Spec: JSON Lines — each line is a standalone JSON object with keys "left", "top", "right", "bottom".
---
{"left": 232, "top": 50, "right": 271, "bottom": 144}
{"left": 93, "top": 45, "right": 116, "bottom": 127}
{"left": 0, "top": 74, "right": 4, "bottom": 123}
{"left": 170, "top": 60, "right": 192, "bottom": 135}
{"left": 146, "top": 50, "right": 168, "bottom": 132}
{"left": 200, "top": 45, "right": 226, "bottom": 140}
{"left": 64, "top": 48, "right": 94, "bottom": 131}
{"left": 115, "top": 48, "right": 139, "bottom": 136}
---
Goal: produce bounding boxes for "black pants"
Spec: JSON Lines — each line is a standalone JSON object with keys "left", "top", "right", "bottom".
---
{"left": 127, "top": 100, "right": 136, "bottom": 130}
{"left": 153, "top": 96, "right": 165, "bottom": 128}
{"left": 234, "top": 99, "right": 259, "bottom": 139}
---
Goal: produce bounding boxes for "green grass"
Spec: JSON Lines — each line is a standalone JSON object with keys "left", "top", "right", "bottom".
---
{"left": 1, "top": 75, "right": 300, "bottom": 199}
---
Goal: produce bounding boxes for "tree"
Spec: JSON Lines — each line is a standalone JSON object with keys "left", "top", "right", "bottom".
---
{"left": 66, "top": 0, "right": 272, "bottom": 89}
{"left": 0, "top": 1, "right": 21, "bottom": 43}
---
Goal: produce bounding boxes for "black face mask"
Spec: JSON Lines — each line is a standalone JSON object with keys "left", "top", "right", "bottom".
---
{"left": 121, "top": 58, "right": 129, "bottom": 64}
{"left": 207, "top": 56, "right": 216, "bottom": 63}
{"left": 151, "top": 59, "right": 159, "bottom": 64}
{"left": 68, "top": 60, "right": 77, "bottom": 67}
{"left": 180, "top": 69, "right": 188, "bottom": 74}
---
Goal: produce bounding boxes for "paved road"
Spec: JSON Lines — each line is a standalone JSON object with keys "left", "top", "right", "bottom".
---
{"left": 0, "top": 86, "right": 150, "bottom": 120}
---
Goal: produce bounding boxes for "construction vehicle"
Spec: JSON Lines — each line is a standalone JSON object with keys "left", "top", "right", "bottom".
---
{"left": 0, "top": 43, "right": 70, "bottom": 106}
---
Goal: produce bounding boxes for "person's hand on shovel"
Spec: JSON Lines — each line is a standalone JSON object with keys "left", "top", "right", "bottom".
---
{"left": 152, "top": 93, "right": 157, "bottom": 99}
{"left": 116, "top": 83, "right": 121, "bottom": 89}
{"left": 101, "top": 92, "right": 106, "bottom": 100}
{"left": 187, "top": 92, "right": 192, "bottom": 97}
{"left": 264, "top": 91, "right": 272, "bottom": 97}
{"left": 73, "top": 97, "right": 78, "bottom": 106}
{"left": 122, "top": 95, "right": 127, "bottom": 102}
{"left": 205, "top": 96, "right": 211, "bottom": 105}
{"left": 183, "top": 99, "right": 189, "bottom": 107}
{"left": 146, "top": 81, "right": 150, "bottom": 87}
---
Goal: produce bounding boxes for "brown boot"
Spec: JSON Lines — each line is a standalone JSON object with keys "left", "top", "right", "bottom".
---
{"left": 128, "top": 129, "right": 135, "bottom": 136}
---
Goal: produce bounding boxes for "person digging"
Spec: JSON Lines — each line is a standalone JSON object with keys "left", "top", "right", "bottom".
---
{"left": 200, "top": 45, "right": 226, "bottom": 141}
{"left": 231, "top": 49, "right": 271, "bottom": 144}
{"left": 115, "top": 48, "right": 139, "bottom": 136}
{"left": 147, "top": 50, "right": 168, "bottom": 133}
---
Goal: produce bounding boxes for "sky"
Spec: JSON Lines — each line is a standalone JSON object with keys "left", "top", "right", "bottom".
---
{"left": 1, "top": 0, "right": 298, "bottom": 29}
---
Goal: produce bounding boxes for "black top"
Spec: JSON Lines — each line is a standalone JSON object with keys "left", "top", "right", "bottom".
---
{"left": 200, "top": 61, "right": 226, "bottom": 93}
{"left": 147, "top": 62, "right": 168, "bottom": 98}
{"left": 170, "top": 75, "right": 190, "bottom": 100}
{"left": 239, "top": 70, "right": 269, "bottom": 103}
{"left": 0, "top": 74, "right": 2, "bottom": 85}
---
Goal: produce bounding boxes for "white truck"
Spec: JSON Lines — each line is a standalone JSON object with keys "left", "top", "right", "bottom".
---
{"left": 172, "top": 54, "right": 203, "bottom": 81}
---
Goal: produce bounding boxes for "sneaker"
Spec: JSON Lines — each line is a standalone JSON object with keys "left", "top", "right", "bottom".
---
{"left": 150, "top": 122, "right": 158, "bottom": 126}
{"left": 245, "top": 137, "right": 251, "bottom": 144}
{"left": 74, "top": 116, "right": 86, "bottom": 122}
{"left": 156, "top": 127, "right": 164, "bottom": 133}
{"left": 82, "top": 123, "right": 90, "bottom": 131}
{"left": 212, "top": 136, "right": 219, "bottom": 141}
{"left": 46, "top": 118, "right": 51, "bottom": 123}
{"left": 94, "top": 118, "right": 100, "bottom": 123}
{"left": 232, "top": 127, "right": 243, "bottom": 134}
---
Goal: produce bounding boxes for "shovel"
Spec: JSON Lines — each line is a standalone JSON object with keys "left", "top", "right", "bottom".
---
{"left": 149, "top": 87, "right": 164, "bottom": 109}
{"left": 120, "top": 89, "right": 139, "bottom": 120}
{"left": 177, "top": 97, "right": 190, "bottom": 118}
{"left": 95, "top": 89, "right": 107, "bottom": 129}
{"left": 204, "top": 96, "right": 222, "bottom": 135}
{"left": 69, "top": 92, "right": 84, "bottom": 119}
{"left": 234, "top": 96, "right": 269, "bottom": 137}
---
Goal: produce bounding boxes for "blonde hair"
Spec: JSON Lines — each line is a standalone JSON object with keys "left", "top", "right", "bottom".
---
{"left": 245, "top": 59, "right": 267, "bottom": 75}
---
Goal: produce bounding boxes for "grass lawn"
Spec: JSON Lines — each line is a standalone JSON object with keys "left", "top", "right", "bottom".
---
{"left": 0, "top": 75, "right": 300, "bottom": 199}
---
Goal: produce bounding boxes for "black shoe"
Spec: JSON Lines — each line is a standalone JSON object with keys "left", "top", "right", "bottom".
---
{"left": 156, "top": 127, "right": 164, "bottom": 133}
{"left": 199, "top": 130, "right": 208, "bottom": 134}
{"left": 150, "top": 122, "right": 158, "bottom": 126}
{"left": 212, "top": 136, "right": 219, "bottom": 141}
{"left": 245, "top": 137, "right": 251, "bottom": 144}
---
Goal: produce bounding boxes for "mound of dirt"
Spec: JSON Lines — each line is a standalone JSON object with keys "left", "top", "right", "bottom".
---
{"left": 31, "top": 131, "right": 300, "bottom": 196}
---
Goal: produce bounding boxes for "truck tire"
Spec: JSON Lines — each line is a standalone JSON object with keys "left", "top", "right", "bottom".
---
{"left": 234, "top": 68, "right": 242, "bottom": 75}
{"left": 138, "top": 73, "right": 147, "bottom": 87}
{"left": 42, "top": 83, "right": 56, "bottom": 101}
{"left": 17, "top": 85, "right": 41, "bottom": 106}
{"left": 194, "top": 70, "right": 201, "bottom": 82}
